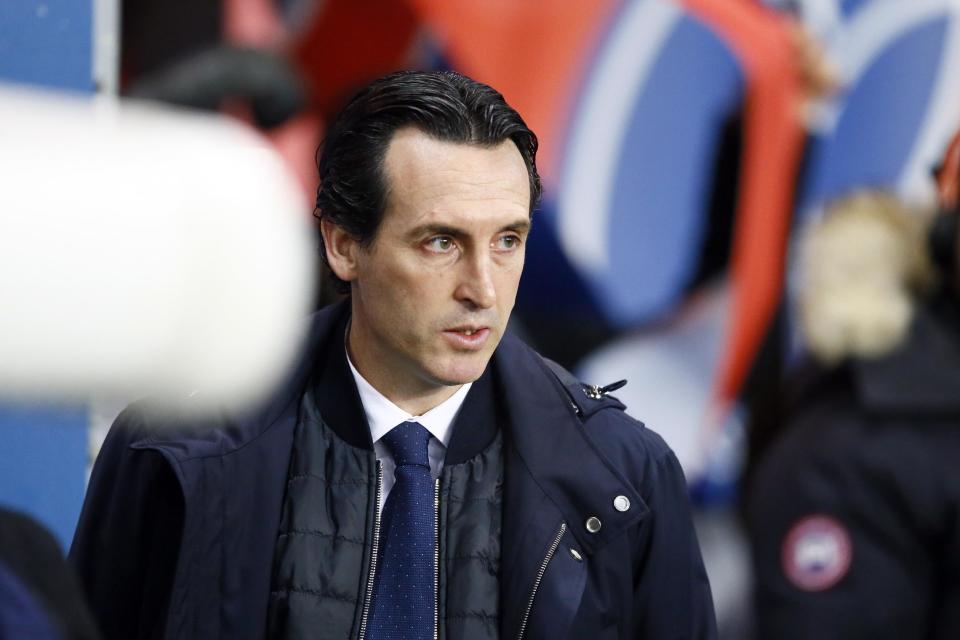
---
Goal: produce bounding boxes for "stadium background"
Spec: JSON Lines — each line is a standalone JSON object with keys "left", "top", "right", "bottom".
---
{"left": 3, "top": 0, "right": 959, "bottom": 635}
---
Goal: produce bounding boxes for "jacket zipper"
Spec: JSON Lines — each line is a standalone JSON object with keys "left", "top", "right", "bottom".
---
{"left": 358, "top": 462, "right": 383, "bottom": 640}
{"left": 516, "top": 522, "right": 567, "bottom": 640}
{"left": 434, "top": 478, "right": 441, "bottom": 640}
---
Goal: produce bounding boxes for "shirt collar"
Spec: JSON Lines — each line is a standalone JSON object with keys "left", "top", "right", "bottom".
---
{"left": 346, "top": 348, "right": 472, "bottom": 448}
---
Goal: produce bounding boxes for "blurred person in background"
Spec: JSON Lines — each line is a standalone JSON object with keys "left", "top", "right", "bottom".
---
{"left": 0, "top": 507, "right": 100, "bottom": 640}
{"left": 745, "top": 161, "right": 960, "bottom": 636}
{"left": 70, "top": 71, "right": 716, "bottom": 640}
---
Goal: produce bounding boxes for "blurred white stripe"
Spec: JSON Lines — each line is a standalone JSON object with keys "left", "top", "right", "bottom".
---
{"left": 898, "top": 1, "right": 960, "bottom": 203}
{"left": 558, "top": 0, "right": 680, "bottom": 274}
{"left": 92, "top": 0, "right": 120, "bottom": 95}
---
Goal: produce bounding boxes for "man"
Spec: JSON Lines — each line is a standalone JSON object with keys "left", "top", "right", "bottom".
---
{"left": 70, "top": 70, "right": 716, "bottom": 640}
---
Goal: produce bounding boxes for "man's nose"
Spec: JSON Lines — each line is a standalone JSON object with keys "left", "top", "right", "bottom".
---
{"left": 454, "top": 252, "right": 497, "bottom": 310}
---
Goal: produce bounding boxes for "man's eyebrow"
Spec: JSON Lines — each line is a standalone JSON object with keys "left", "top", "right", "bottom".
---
{"left": 406, "top": 224, "right": 467, "bottom": 240}
{"left": 501, "top": 220, "right": 532, "bottom": 235}
{"left": 406, "top": 219, "right": 531, "bottom": 239}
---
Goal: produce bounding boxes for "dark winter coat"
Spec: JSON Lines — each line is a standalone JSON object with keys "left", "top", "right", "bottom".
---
{"left": 70, "top": 301, "right": 716, "bottom": 640}
{"left": 747, "top": 297, "right": 960, "bottom": 639}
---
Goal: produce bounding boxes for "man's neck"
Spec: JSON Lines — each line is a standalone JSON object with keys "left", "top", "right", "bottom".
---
{"left": 346, "top": 323, "right": 462, "bottom": 417}
{"left": 356, "top": 371, "right": 462, "bottom": 417}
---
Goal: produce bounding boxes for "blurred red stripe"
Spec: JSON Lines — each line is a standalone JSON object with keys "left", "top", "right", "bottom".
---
{"left": 410, "top": 0, "right": 618, "bottom": 184}
{"left": 682, "top": 0, "right": 804, "bottom": 414}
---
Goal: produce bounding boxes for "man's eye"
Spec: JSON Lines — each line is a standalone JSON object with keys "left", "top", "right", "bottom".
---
{"left": 496, "top": 235, "right": 521, "bottom": 250}
{"left": 426, "top": 237, "right": 455, "bottom": 252}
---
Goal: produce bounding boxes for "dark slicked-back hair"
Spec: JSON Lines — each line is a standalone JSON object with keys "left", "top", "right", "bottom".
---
{"left": 314, "top": 70, "right": 542, "bottom": 292}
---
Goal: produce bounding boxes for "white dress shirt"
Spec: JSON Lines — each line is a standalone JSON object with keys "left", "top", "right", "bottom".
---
{"left": 346, "top": 350, "right": 472, "bottom": 515}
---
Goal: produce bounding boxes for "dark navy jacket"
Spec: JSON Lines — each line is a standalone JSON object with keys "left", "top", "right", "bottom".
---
{"left": 70, "top": 302, "right": 716, "bottom": 639}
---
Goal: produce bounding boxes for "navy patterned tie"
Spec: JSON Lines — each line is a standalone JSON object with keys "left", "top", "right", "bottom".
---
{"left": 366, "top": 421, "right": 435, "bottom": 640}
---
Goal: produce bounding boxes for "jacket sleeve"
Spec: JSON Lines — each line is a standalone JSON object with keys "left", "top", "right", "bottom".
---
{"left": 630, "top": 444, "right": 718, "bottom": 639}
{"left": 68, "top": 406, "right": 184, "bottom": 640}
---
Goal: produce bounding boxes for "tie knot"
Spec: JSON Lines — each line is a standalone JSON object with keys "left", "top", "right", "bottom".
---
{"left": 381, "top": 421, "right": 431, "bottom": 468}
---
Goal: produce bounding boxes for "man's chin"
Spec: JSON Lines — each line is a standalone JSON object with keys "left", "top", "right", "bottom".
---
{"left": 430, "top": 352, "right": 493, "bottom": 386}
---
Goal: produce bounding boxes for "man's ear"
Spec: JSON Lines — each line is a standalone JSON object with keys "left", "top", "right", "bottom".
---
{"left": 320, "top": 218, "right": 360, "bottom": 284}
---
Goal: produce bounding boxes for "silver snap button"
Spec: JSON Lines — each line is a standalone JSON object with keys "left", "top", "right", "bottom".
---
{"left": 585, "top": 516, "right": 602, "bottom": 533}
{"left": 569, "top": 548, "right": 583, "bottom": 562}
{"left": 613, "top": 495, "right": 631, "bottom": 512}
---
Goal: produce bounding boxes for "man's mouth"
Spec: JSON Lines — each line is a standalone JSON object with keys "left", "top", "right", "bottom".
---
{"left": 442, "top": 325, "right": 492, "bottom": 350}
{"left": 446, "top": 325, "right": 487, "bottom": 335}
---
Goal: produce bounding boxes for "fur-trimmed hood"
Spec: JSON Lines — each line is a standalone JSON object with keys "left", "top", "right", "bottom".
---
{"left": 798, "top": 191, "right": 937, "bottom": 363}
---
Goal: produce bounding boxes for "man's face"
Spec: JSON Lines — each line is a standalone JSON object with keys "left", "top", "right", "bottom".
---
{"left": 341, "top": 127, "right": 531, "bottom": 399}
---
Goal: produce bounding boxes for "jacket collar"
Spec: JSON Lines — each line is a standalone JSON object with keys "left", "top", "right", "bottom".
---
{"left": 308, "top": 305, "right": 371, "bottom": 449}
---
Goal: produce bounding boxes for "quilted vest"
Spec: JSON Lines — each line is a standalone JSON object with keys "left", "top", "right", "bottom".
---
{"left": 267, "top": 395, "right": 503, "bottom": 639}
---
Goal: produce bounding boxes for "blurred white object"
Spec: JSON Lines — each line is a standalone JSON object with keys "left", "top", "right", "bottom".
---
{"left": 0, "top": 85, "right": 315, "bottom": 410}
